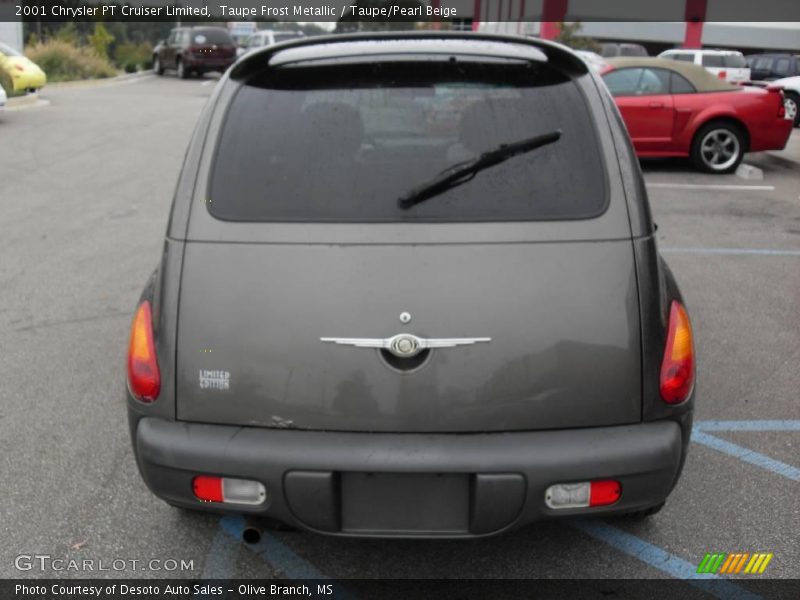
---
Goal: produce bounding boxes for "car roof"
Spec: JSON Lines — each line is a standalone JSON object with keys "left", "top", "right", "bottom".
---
{"left": 606, "top": 57, "right": 738, "bottom": 92}
{"left": 231, "top": 32, "right": 588, "bottom": 80}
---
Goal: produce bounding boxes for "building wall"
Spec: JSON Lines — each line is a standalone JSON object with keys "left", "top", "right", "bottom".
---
{"left": 0, "top": 0, "right": 24, "bottom": 51}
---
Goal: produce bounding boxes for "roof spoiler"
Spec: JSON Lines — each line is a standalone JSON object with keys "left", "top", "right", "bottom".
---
{"left": 230, "top": 31, "right": 588, "bottom": 81}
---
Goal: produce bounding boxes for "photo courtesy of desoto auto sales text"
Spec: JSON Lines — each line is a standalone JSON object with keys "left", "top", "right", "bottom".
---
{"left": 0, "top": 0, "right": 798, "bottom": 598}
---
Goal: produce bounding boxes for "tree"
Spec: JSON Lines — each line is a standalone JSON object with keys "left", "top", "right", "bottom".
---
{"left": 555, "top": 22, "right": 600, "bottom": 53}
{"left": 88, "top": 23, "right": 114, "bottom": 59}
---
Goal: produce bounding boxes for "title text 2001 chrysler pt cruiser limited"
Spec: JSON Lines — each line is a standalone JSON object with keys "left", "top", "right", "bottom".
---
{"left": 126, "top": 33, "right": 696, "bottom": 537}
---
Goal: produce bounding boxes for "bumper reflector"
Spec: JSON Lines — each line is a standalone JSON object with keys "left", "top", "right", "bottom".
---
{"left": 192, "top": 476, "right": 266, "bottom": 505}
{"left": 545, "top": 480, "right": 621, "bottom": 509}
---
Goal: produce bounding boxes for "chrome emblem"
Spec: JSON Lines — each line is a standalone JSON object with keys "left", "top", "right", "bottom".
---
{"left": 399, "top": 312, "right": 412, "bottom": 324}
{"left": 320, "top": 334, "right": 491, "bottom": 359}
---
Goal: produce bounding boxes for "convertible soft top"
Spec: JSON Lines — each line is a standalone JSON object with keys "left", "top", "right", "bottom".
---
{"left": 606, "top": 57, "right": 739, "bottom": 92}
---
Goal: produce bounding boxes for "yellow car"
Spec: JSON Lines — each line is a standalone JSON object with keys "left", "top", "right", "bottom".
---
{"left": 0, "top": 42, "right": 46, "bottom": 92}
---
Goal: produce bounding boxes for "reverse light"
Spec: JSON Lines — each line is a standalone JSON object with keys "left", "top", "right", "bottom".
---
{"left": 659, "top": 301, "right": 695, "bottom": 405}
{"left": 126, "top": 301, "right": 160, "bottom": 403}
{"left": 192, "top": 476, "right": 266, "bottom": 505}
{"left": 545, "top": 480, "right": 621, "bottom": 509}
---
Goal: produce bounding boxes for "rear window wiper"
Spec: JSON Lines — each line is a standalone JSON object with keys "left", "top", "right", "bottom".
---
{"left": 398, "top": 129, "right": 562, "bottom": 210}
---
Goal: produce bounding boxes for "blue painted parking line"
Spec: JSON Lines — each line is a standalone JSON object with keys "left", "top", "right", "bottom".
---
{"left": 572, "top": 521, "right": 761, "bottom": 600}
{"left": 692, "top": 429, "right": 800, "bottom": 482}
{"left": 200, "top": 523, "right": 240, "bottom": 578}
{"left": 661, "top": 247, "right": 800, "bottom": 256}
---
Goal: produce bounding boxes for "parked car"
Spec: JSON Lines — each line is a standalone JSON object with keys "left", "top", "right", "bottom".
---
{"left": 127, "top": 33, "right": 696, "bottom": 538}
{"left": 746, "top": 53, "right": 800, "bottom": 81}
{"left": 770, "top": 76, "right": 800, "bottom": 126}
{"left": 601, "top": 57, "right": 792, "bottom": 173}
{"left": 0, "top": 42, "right": 46, "bottom": 92}
{"left": 152, "top": 27, "right": 236, "bottom": 79}
{"left": 240, "top": 29, "right": 305, "bottom": 56}
{"left": 600, "top": 43, "right": 648, "bottom": 58}
{"left": 658, "top": 49, "right": 751, "bottom": 83}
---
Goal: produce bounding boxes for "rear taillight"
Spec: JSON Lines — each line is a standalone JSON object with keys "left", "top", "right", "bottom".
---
{"left": 14, "top": 64, "right": 24, "bottom": 72}
{"left": 127, "top": 301, "right": 160, "bottom": 403}
{"left": 659, "top": 301, "right": 695, "bottom": 404}
{"left": 192, "top": 476, "right": 267, "bottom": 505}
{"left": 545, "top": 480, "right": 622, "bottom": 509}
{"left": 718, "top": 70, "right": 727, "bottom": 80}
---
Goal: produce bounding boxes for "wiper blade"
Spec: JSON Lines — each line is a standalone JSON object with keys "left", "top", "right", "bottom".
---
{"left": 398, "top": 129, "right": 562, "bottom": 210}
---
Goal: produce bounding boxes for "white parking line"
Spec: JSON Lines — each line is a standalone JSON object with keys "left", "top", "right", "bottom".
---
{"left": 646, "top": 183, "right": 775, "bottom": 191}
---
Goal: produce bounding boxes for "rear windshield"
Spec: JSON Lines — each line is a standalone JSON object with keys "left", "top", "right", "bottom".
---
{"left": 192, "top": 28, "right": 232, "bottom": 45}
{"left": 209, "top": 60, "right": 607, "bottom": 222}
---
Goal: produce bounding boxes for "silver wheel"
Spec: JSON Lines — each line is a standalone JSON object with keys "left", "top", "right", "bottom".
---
{"left": 785, "top": 96, "right": 798, "bottom": 123}
{"left": 699, "top": 128, "right": 740, "bottom": 172}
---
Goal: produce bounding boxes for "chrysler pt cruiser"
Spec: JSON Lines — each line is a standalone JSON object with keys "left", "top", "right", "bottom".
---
{"left": 126, "top": 33, "right": 696, "bottom": 537}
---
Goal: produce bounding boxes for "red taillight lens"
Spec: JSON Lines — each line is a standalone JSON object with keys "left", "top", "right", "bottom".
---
{"left": 127, "top": 301, "right": 160, "bottom": 403}
{"left": 193, "top": 476, "right": 223, "bottom": 503}
{"left": 589, "top": 480, "right": 622, "bottom": 507}
{"left": 717, "top": 71, "right": 727, "bottom": 80}
{"left": 660, "top": 301, "right": 695, "bottom": 404}
{"left": 14, "top": 64, "right": 24, "bottom": 72}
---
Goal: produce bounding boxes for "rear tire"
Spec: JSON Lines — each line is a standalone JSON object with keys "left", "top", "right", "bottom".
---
{"left": 784, "top": 91, "right": 800, "bottom": 127}
{"left": 176, "top": 58, "right": 189, "bottom": 80}
{"left": 690, "top": 121, "right": 745, "bottom": 174}
{"left": 153, "top": 55, "right": 164, "bottom": 76}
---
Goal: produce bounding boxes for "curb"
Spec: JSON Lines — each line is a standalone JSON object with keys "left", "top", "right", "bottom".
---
{"left": 7, "top": 93, "right": 40, "bottom": 108}
{"left": 44, "top": 70, "right": 154, "bottom": 89}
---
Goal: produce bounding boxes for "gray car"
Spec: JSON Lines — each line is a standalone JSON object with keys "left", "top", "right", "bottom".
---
{"left": 126, "top": 32, "right": 696, "bottom": 538}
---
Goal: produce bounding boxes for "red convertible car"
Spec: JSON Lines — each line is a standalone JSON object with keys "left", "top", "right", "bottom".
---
{"left": 600, "top": 58, "right": 793, "bottom": 173}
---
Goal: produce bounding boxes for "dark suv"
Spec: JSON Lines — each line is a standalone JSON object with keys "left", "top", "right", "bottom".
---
{"left": 127, "top": 33, "right": 695, "bottom": 538}
{"left": 746, "top": 53, "right": 800, "bottom": 81}
{"left": 153, "top": 27, "right": 236, "bottom": 79}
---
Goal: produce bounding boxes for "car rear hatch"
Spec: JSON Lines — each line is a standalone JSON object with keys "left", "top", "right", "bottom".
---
{"left": 174, "top": 41, "right": 642, "bottom": 433}
{"left": 189, "top": 28, "right": 236, "bottom": 61}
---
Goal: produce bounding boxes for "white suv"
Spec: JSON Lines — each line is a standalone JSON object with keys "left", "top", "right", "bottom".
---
{"left": 659, "top": 49, "right": 751, "bottom": 83}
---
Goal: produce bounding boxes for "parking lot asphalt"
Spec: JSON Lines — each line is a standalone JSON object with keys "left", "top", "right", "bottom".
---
{"left": 0, "top": 76, "right": 797, "bottom": 589}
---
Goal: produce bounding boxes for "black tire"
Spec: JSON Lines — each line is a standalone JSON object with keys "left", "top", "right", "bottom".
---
{"left": 617, "top": 501, "right": 666, "bottom": 521}
{"left": 784, "top": 91, "right": 800, "bottom": 127}
{"left": 153, "top": 55, "right": 164, "bottom": 76}
{"left": 176, "top": 58, "right": 189, "bottom": 80}
{"left": 690, "top": 121, "right": 746, "bottom": 174}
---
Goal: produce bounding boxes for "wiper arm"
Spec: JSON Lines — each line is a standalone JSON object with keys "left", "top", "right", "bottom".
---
{"left": 398, "top": 129, "right": 562, "bottom": 210}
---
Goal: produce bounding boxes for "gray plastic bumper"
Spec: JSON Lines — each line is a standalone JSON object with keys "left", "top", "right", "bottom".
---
{"left": 134, "top": 416, "right": 685, "bottom": 538}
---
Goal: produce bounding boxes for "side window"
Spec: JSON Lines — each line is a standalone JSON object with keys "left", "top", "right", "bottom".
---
{"left": 638, "top": 68, "right": 670, "bottom": 95}
{"left": 702, "top": 55, "right": 724, "bottom": 68}
{"left": 666, "top": 53, "right": 694, "bottom": 63}
{"left": 602, "top": 68, "right": 643, "bottom": 96}
{"left": 669, "top": 72, "right": 696, "bottom": 94}
{"left": 754, "top": 57, "right": 772, "bottom": 70}
{"left": 774, "top": 58, "right": 790, "bottom": 76}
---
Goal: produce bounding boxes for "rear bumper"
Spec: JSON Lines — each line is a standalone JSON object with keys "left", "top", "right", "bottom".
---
{"left": 750, "top": 117, "right": 794, "bottom": 151}
{"left": 184, "top": 58, "right": 235, "bottom": 71}
{"left": 133, "top": 416, "right": 688, "bottom": 538}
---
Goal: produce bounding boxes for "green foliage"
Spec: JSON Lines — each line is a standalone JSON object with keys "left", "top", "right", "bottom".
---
{"left": 25, "top": 40, "right": 118, "bottom": 82}
{"left": 555, "top": 22, "right": 601, "bottom": 53}
{"left": 88, "top": 23, "right": 115, "bottom": 60}
{"left": 54, "top": 23, "right": 80, "bottom": 46}
{"left": 114, "top": 42, "right": 152, "bottom": 71}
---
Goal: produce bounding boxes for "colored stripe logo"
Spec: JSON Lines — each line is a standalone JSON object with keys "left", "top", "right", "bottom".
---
{"left": 697, "top": 552, "right": 773, "bottom": 574}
